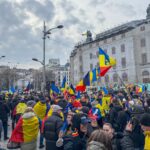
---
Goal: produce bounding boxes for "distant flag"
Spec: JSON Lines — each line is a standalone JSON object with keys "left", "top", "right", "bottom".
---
{"left": 102, "top": 87, "right": 108, "bottom": 95}
{"left": 98, "top": 48, "right": 116, "bottom": 76}
{"left": 76, "top": 91, "right": 81, "bottom": 99}
{"left": 83, "top": 72, "right": 90, "bottom": 86}
{"left": 61, "top": 76, "right": 67, "bottom": 89}
{"left": 25, "top": 82, "right": 31, "bottom": 92}
{"left": 10, "top": 85, "right": 16, "bottom": 93}
{"left": 92, "top": 68, "right": 97, "bottom": 82}
{"left": 51, "top": 83, "right": 60, "bottom": 94}
{"left": 69, "top": 84, "right": 76, "bottom": 95}
{"left": 76, "top": 80, "right": 86, "bottom": 92}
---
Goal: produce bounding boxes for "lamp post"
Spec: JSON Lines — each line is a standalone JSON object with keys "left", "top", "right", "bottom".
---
{"left": 42, "top": 21, "right": 63, "bottom": 94}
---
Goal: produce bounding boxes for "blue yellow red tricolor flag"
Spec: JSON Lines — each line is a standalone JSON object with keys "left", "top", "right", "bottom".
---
{"left": 98, "top": 48, "right": 116, "bottom": 76}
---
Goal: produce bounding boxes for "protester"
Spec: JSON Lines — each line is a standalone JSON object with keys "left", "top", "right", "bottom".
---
{"left": 87, "top": 129, "right": 113, "bottom": 150}
{"left": 43, "top": 105, "right": 64, "bottom": 150}
{"left": 9, "top": 107, "right": 39, "bottom": 150}
{"left": 140, "top": 113, "right": 150, "bottom": 150}
{"left": 0, "top": 95, "right": 9, "bottom": 140}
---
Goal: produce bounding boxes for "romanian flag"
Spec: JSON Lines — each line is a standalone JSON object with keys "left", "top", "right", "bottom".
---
{"left": 76, "top": 80, "right": 86, "bottom": 92}
{"left": 33, "top": 101, "right": 47, "bottom": 120}
{"left": 90, "top": 68, "right": 97, "bottom": 83}
{"left": 16, "top": 103, "right": 27, "bottom": 115}
{"left": 69, "top": 84, "right": 76, "bottom": 95}
{"left": 10, "top": 114, "right": 39, "bottom": 143}
{"left": 136, "top": 85, "right": 142, "bottom": 94}
{"left": 98, "top": 48, "right": 116, "bottom": 76}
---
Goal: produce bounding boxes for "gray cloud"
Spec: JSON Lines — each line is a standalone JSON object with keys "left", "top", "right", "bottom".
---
{"left": 21, "top": 0, "right": 55, "bottom": 21}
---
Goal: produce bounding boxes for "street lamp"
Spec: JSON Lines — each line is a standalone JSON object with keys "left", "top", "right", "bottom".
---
{"left": 0, "top": 55, "right": 5, "bottom": 59}
{"left": 42, "top": 21, "right": 63, "bottom": 94}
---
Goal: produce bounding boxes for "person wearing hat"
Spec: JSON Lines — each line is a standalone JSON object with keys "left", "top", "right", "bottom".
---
{"left": 140, "top": 113, "right": 150, "bottom": 150}
{"left": 43, "top": 105, "right": 63, "bottom": 150}
{"left": 63, "top": 113, "right": 90, "bottom": 150}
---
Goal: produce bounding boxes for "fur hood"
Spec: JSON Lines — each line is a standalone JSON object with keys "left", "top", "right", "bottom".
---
{"left": 22, "top": 112, "right": 36, "bottom": 119}
{"left": 87, "top": 141, "right": 107, "bottom": 150}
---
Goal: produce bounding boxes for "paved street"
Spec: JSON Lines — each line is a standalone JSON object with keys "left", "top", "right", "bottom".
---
{"left": 0, "top": 119, "right": 45, "bottom": 150}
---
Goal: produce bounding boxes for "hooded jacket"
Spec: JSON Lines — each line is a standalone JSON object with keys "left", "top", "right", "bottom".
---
{"left": 87, "top": 141, "right": 107, "bottom": 150}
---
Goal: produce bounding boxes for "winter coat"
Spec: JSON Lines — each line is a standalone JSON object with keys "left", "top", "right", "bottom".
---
{"left": 0, "top": 101, "right": 9, "bottom": 122}
{"left": 109, "top": 105, "right": 122, "bottom": 131}
{"left": 63, "top": 134, "right": 87, "bottom": 150}
{"left": 144, "top": 131, "right": 150, "bottom": 150}
{"left": 121, "top": 131, "right": 135, "bottom": 150}
{"left": 43, "top": 112, "right": 63, "bottom": 150}
{"left": 87, "top": 141, "right": 107, "bottom": 150}
{"left": 112, "top": 132, "right": 123, "bottom": 150}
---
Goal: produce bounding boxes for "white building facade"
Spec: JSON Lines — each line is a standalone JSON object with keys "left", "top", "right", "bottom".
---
{"left": 70, "top": 4, "right": 150, "bottom": 86}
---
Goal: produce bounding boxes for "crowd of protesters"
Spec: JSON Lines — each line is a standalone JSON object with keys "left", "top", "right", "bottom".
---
{"left": 0, "top": 86, "right": 150, "bottom": 150}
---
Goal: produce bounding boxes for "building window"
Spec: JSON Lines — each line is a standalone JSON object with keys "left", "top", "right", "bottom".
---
{"left": 121, "top": 33, "right": 125, "bottom": 38}
{"left": 113, "top": 64, "right": 116, "bottom": 69}
{"left": 122, "top": 73, "right": 128, "bottom": 82}
{"left": 104, "top": 39, "right": 107, "bottom": 44}
{"left": 79, "top": 55, "right": 82, "bottom": 62}
{"left": 112, "top": 36, "right": 116, "bottom": 41}
{"left": 96, "top": 42, "right": 99, "bottom": 46}
{"left": 141, "top": 38, "right": 146, "bottom": 47}
{"left": 142, "top": 70, "right": 150, "bottom": 83}
{"left": 79, "top": 48, "right": 82, "bottom": 51}
{"left": 113, "top": 73, "right": 118, "bottom": 82}
{"left": 105, "top": 75, "right": 109, "bottom": 83}
{"left": 90, "top": 53, "right": 93, "bottom": 59}
{"left": 121, "top": 44, "right": 125, "bottom": 52}
{"left": 90, "top": 64, "right": 93, "bottom": 70}
{"left": 112, "top": 47, "right": 116, "bottom": 54}
{"left": 121, "top": 57, "right": 126, "bottom": 68}
{"left": 140, "top": 26, "right": 145, "bottom": 31}
{"left": 141, "top": 53, "right": 147, "bottom": 64}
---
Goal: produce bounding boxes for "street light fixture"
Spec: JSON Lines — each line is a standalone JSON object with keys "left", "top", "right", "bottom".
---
{"left": 32, "top": 58, "right": 44, "bottom": 65}
{"left": 0, "top": 55, "right": 5, "bottom": 59}
{"left": 42, "top": 21, "right": 63, "bottom": 94}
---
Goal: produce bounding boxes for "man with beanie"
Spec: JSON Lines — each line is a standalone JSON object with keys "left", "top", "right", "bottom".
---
{"left": 140, "top": 113, "right": 150, "bottom": 150}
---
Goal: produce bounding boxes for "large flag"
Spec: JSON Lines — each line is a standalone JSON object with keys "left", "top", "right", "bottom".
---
{"left": 98, "top": 48, "right": 116, "bottom": 76}
{"left": 10, "top": 115, "right": 39, "bottom": 143}
{"left": 10, "top": 85, "right": 16, "bottom": 93}
{"left": 76, "top": 80, "right": 86, "bottom": 92}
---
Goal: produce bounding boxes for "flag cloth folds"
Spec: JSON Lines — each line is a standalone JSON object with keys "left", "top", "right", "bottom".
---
{"left": 102, "top": 87, "right": 109, "bottom": 95}
{"left": 92, "top": 68, "right": 97, "bottom": 82}
{"left": 98, "top": 48, "right": 116, "bottom": 76}
{"left": 51, "top": 83, "right": 60, "bottom": 94}
{"left": 10, "top": 114, "right": 39, "bottom": 143}
{"left": 83, "top": 72, "right": 90, "bottom": 86}
{"left": 61, "top": 76, "right": 67, "bottom": 89}
{"left": 76, "top": 80, "right": 86, "bottom": 92}
{"left": 69, "top": 84, "right": 76, "bottom": 95}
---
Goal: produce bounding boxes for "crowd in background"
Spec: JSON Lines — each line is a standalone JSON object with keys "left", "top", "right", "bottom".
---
{"left": 0, "top": 86, "right": 150, "bottom": 150}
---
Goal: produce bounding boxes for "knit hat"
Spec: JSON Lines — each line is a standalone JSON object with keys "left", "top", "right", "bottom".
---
{"left": 140, "top": 113, "right": 150, "bottom": 127}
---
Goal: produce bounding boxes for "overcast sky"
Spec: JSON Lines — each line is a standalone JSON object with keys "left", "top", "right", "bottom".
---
{"left": 0, "top": 0, "right": 149, "bottom": 69}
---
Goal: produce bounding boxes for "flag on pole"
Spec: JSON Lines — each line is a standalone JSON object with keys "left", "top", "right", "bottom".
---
{"left": 98, "top": 48, "right": 116, "bottom": 76}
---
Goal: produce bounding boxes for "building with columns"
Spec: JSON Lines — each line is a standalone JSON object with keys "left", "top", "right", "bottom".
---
{"left": 70, "top": 4, "right": 150, "bottom": 86}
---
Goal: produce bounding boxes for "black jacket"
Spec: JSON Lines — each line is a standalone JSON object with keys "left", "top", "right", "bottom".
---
{"left": 0, "top": 101, "right": 9, "bottom": 122}
{"left": 43, "top": 112, "right": 63, "bottom": 150}
{"left": 121, "top": 131, "right": 135, "bottom": 150}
